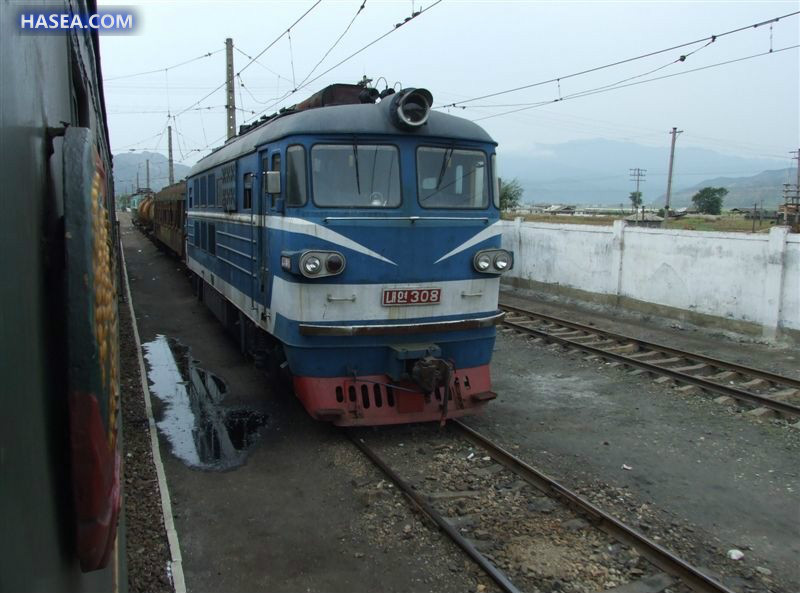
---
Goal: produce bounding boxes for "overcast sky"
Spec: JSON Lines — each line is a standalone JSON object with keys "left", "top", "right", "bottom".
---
{"left": 99, "top": 0, "right": 800, "bottom": 169}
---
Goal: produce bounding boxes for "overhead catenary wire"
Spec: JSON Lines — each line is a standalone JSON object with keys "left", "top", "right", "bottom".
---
{"left": 173, "top": 0, "right": 322, "bottom": 118}
{"left": 233, "top": 46, "right": 293, "bottom": 85}
{"left": 297, "top": 0, "right": 368, "bottom": 88}
{"left": 105, "top": 49, "right": 224, "bottom": 81}
{"left": 179, "top": 1, "right": 441, "bottom": 160}
{"left": 244, "top": 0, "right": 443, "bottom": 123}
{"left": 437, "top": 10, "right": 800, "bottom": 109}
{"left": 469, "top": 44, "right": 799, "bottom": 122}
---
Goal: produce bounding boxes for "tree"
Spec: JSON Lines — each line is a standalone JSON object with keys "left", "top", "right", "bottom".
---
{"left": 691, "top": 186, "right": 728, "bottom": 215}
{"left": 499, "top": 178, "right": 524, "bottom": 211}
{"left": 629, "top": 191, "right": 643, "bottom": 210}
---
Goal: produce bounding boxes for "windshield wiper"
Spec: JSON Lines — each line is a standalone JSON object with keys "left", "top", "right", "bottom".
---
{"left": 435, "top": 146, "right": 453, "bottom": 191}
{"left": 352, "top": 142, "right": 361, "bottom": 194}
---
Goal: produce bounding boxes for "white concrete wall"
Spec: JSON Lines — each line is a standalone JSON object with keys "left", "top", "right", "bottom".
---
{"left": 501, "top": 219, "right": 800, "bottom": 337}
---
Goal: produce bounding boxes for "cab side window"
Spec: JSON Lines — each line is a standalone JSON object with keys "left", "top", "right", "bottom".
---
{"left": 286, "top": 145, "right": 307, "bottom": 207}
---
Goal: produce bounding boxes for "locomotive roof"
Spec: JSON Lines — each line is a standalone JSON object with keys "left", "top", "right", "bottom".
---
{"left": 189, "top": 99, "right": 496, "bottom": 177}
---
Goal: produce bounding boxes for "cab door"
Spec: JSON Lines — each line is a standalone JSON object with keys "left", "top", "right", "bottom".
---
{"left": 257, "top": 148, "right": 282, "bottom": 312}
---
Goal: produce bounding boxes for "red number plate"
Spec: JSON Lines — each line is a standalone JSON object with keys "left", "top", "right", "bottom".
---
{"left": 382, "top": 288, "right": 441, "bottom": 306}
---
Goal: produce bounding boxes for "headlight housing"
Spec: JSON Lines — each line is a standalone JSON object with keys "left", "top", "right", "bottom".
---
{"left": 473, "top": 249, "right": 513, "bottom": 274}
{"left": 285, "top": 250, "right": 347, "bottom": 278}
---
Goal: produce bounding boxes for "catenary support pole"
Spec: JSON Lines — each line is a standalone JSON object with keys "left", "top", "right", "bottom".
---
{"left": 168, "top": 125, "right": 174, "bottom": 185}
{"left": 225, "top": 38, "right": 236, "bottom": 140}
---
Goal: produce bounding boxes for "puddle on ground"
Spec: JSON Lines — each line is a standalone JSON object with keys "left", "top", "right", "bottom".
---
{"left": 142, "top": 334, "right": 267, "bottom": 471}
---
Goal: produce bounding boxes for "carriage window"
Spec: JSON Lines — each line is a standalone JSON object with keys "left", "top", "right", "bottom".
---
{"left": 417, "top": 147, "right": 488, "bottom": 209}
{"left": 199, "top": 176, "right": 207, "bottom": 207}
{"left": 243, "top": 172, "right": 253, "bottom": 210}
{"left": 311, "top": 144, "right": 400, "bottom": 208}
{"left": 207, "top": 173, "right": 216, "bottom": 206}
{"left": 208, "top": 223, "right": 216, "bottom": 255}
{"left": 286, "top": 145, "right": 307, "bottom": 206}
{"left": 194, "top": 221, "right": 200, "bottom": 246}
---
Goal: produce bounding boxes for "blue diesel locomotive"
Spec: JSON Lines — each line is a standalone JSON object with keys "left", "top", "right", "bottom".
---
{"left": 185, "top": 83, "right": 512, "bottom": 426}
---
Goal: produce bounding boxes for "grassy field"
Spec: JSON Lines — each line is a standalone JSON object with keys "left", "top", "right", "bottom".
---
{"left": 503, "top": 213, "right": 776, "bottom": 233}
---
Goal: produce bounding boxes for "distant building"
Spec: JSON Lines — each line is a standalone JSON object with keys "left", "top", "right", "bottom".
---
{"left": 544, "top": 204, "right": 576, "bottom": 215}
{"left": 625, "top": 212, "right": 663, "bottom": 227}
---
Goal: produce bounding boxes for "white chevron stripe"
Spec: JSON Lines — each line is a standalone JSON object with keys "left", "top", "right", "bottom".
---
{"left": 434, "top": 222, "right": 503, "bottom": 264}
{"left": 186, "top": 211, "right": 396, "bottom": 265}
{"left": 264, "top": 216, "right": 397, "bottom": 265}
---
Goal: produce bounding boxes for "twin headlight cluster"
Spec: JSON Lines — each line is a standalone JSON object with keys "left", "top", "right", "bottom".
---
{"left": 282, "top": 248, "right": 513, "bottom": 279}
{"left": 282, "top": 250, "right": 346, "bottom": 278}
{"left": 473, "top": 249, "right": 513, "bottom": 274}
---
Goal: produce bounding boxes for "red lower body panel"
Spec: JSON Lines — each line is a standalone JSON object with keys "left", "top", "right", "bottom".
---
{"left": 293, "top": 364, "right": 496, "bottom": 426}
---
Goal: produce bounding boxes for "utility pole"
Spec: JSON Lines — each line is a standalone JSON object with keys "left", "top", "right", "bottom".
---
{"left": 225, "top": 38, "right": 237, "bottom": 140}
{"left": 663, "top": 126, "right": 683, "bottom": 228}
{"left": 146, "top": 159, "right": 150, "bottom": 192}
{"left": 793, "top": 149, "right": 800, "bottom": 228}
{"left": 630, "top": 168, "right": 646, "bottom": 221}
{"left": 168, "top": 125, "right": 175, "bottom": 185}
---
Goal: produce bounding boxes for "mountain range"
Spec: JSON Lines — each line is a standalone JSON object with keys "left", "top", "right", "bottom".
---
{"left": 498, "top": 139, "right": 794, "bottom": 208}
{"left": 112, "top": 151, "right": 191, "bottom": 195}
{"left": 112, "top": 140, "right": 795, "bottom": 209}
{"left": 663, "top": 168, "right": 795, "bottom": 209}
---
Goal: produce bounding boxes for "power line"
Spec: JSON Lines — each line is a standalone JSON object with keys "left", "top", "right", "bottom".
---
{"left": 174, "top": 1, "right": 323, "bottom": 118}
{"left": 105, "top": 49, "right": 224, "bottom": 81}
{"left": 239, "top": 0, "right": 322, "bottom": 77}
{"left": 438, "top": 10, "right": 800, "bottom": 109}
{"left": 181, "top": 1, "right": 441, "bottom": 160}
{"left": 298, "top": 0, "right": 368, "bottom": 88}
{"left": 470, "top": 45, "right": 799, "bottom": 122}
{"left": 233, "top": 46, "right": 293, "bottom": 85}
{"left": 109, "top": 106, "right": 226, "bottom": 115}
{"left": 245, "top": 0, "right": 443, "bottom": 123}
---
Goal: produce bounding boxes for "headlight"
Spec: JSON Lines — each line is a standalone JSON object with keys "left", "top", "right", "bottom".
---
{"left": 473, "top": 249, "right": 513, "bottom": 274}
{"left": 302, "top": 256, "right": 321, "bottom": 275}
{"left": 391, "top": 88, "right": 433, "bottom": 129}
{"left": 494, "top": 252, "right": 510, "bottom": 270}
{"left": 292, "top": 251, "right": 346, "bottom": 278}
{"left": 475, "top": 253, "right": 492, "bottom": 271}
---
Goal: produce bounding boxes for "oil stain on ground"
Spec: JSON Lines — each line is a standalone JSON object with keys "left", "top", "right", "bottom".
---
{"left": 142, "top": 334, "right": 266, "bottom": 470}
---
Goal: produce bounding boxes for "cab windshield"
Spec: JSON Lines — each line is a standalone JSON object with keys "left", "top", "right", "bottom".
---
{"left": 417, "top": 147, "right": 488, "bottom": 209}
{"left": 311, "top": 144, "right": 401, "bottom": 208}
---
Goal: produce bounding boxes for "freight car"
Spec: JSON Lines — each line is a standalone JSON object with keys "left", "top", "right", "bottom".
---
{"left": 153, "top": 181, "right": 187, "bottom": 258}
{"left": 0, "top": 0, "right": 122, "bottom": 589}
{"left": 184, "top": 82, "right": 512, "bottom": 426}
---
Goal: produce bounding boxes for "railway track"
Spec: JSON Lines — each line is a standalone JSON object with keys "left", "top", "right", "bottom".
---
{"left": 499, "top": 303, "right": 800, "bottom": 420}
{"left": 348, "top": 422, "right": 738, "bottom": 593}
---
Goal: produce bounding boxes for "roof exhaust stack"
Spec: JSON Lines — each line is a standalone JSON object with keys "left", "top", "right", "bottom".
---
{"left": 390, "top": 88, "right": 433, "bottom": 129}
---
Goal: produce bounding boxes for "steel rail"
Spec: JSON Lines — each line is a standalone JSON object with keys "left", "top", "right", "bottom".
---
{"left": 499, "top": 307, "right": 800, "bottom": 418}
{"left": 500, "top": 303, "right": 800, "bottom": 390}
{"left": 345, "top": 431, "right": 523, "bottom": 593}
{"left": 452, "top": 420, "right": 736, "bottom": 593}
